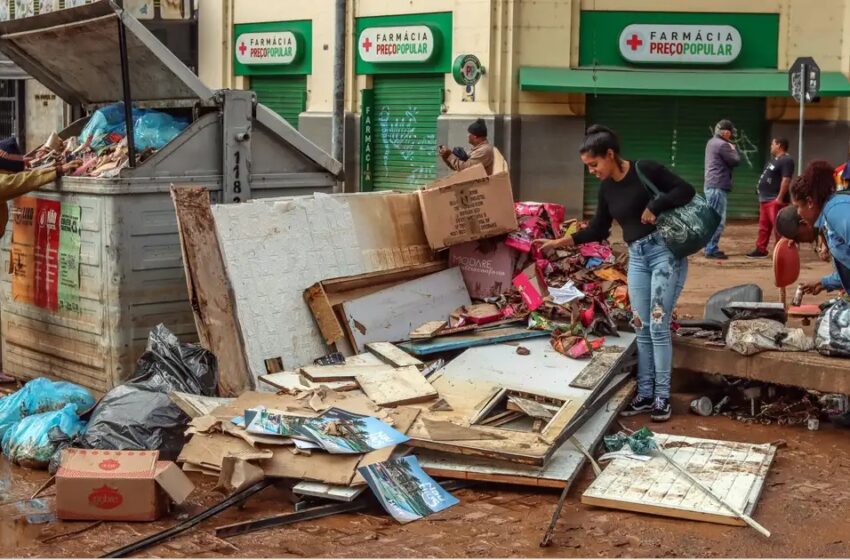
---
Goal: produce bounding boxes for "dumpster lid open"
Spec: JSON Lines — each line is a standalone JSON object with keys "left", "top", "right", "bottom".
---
{"left": 0, "top": 1, "right": 213, "bottom": 107}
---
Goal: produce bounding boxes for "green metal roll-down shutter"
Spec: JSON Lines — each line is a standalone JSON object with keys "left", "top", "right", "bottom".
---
{"left": 371, "top": 74, "right": 444, "bottom": 191}
{"left": 585, "top": 95, "right": 766, "bottom": 219}
{"left": 252, "top": 75, "right": 307, "bottom": 128}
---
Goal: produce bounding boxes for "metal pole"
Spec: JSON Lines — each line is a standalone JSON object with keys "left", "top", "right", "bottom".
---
{"left": 798, "top": 63, "right": 806, "bottom": 169}
{"left": 117, "top": 12, "right": 137, "bottom": 168}
{"left": 331, "top": 0, "right": 346, "bottom": 187}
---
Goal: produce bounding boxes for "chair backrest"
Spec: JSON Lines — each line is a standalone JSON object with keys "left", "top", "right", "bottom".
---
{"left": 773, "top": 237, "right": 800, "bottom": 288}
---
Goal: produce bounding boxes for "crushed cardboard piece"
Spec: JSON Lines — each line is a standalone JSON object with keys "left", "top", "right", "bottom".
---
{"left": 449, "top": 240, "right": 518, "bottom": 300}
{"left": 216, "top": 455, "right": 267, "bottom": 494}
{"left": 366, "top": 342, "right": 423, "bottom": 368}
{"left": 355, "top": 365, "right": 438, "bottom": 407}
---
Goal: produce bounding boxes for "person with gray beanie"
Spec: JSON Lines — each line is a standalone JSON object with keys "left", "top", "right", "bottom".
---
{"left": 703, "top": 119, "right": 741, "bottom": 259}
{"left": 439, "top": 118, "right": 494, "bottom": 175}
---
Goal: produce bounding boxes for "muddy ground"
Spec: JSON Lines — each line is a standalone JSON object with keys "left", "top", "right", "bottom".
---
{"left": 2, "top": 222, "right": 849, "bottom": 558}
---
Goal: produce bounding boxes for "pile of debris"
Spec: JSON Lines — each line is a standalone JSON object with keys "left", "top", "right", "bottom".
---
{"left": 28, "top": 103, "right": 188, "bottom": 178}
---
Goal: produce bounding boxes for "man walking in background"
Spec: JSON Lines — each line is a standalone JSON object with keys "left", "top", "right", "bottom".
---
{"left": 747, "top": 138, "right": 794, "bottom": 258}
{"left": 703, "top": 119, "right": 740, "bottom": 260}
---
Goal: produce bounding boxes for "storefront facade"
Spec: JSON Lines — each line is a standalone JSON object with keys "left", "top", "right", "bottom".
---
{"left": 201, "top": 1, "right": 850, "bottom": 216}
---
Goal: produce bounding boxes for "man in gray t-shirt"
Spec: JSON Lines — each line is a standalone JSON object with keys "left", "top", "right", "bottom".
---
{"left": 747, "top": 138, "right": 794, "bottom": 259}
{"left": 703, "top": 119, "right": 741, "bottom": 260}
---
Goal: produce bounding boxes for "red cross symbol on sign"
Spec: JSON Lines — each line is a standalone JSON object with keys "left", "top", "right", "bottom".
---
{"left": 626, "top": 34, "right": 643, "bottom": 51}
{"left": 238, "top": 42, "right": 247, "bottom": 56}
{"left": 362, "top": 37, "right": 373, "bottom": 52}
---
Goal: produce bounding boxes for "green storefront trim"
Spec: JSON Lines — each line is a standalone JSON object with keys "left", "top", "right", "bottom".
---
{"left": 360, "top": 89, "right": 375, "bottom": 191}
{"left": 355, "top": 12, "right": 453, "bottom": 75}
{"left": 519, "top": 67, "right": 850, "bottom": 97}
{"left": 234, "top": 20, "right": 312, "bottom": 76}
{"left": 579, "top": 11, "right": 779, "bottom": 69}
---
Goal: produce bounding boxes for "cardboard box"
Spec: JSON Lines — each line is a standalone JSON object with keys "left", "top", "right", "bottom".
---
{"left": 56, "top": 449, "right": 194, "bottom": 522}
{"left": 449, "top": 239, "right": 518, "bottom": 299}
{"left": 418, "top": 168, "right": 518, "bottom": 251}
{"left": 512, "top": 264, "right": 549, "bottom": 311}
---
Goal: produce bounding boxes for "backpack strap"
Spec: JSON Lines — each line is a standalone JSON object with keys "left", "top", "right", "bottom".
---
{"left": 633, "top": 160, "right": 662, "bottom": 198}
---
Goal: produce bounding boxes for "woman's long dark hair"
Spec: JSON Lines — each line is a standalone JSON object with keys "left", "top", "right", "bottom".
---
{"left": 790, "top": 160, "right": 835, "bottom": 209}
{"left": 580, "top": 125, "right": 625, "bottom": 171}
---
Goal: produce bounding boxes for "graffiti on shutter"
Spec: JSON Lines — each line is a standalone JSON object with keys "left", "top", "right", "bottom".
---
{"left": 377, "top": 105, "right": 436, "bottom": 187}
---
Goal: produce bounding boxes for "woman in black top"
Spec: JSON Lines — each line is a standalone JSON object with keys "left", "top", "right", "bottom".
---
{"left": 536, "top": 125, "right": 695, "bottom": 422}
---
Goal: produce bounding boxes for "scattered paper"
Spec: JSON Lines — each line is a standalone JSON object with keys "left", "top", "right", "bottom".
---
{"left": 358, "top": 456, "right": 459, "bottom": 524}
{"left": 549, "top": 280, "right": 585, "bottom": 305}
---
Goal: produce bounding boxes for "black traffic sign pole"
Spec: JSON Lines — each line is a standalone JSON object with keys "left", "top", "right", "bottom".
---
{"left": 789, "top": 57, "right": 821, "bottom": 169}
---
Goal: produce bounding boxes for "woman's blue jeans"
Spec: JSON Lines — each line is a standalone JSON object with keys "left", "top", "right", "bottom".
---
{"left": 628, "top": 232, "right": 689, "bottom": 399}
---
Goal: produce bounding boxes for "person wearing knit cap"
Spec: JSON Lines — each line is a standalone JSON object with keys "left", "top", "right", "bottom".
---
{"left": 0, "top": 137, "right": 67, "bottom": 238}
{"left": 438, "top": 118, "right": 494, "bottom": 175}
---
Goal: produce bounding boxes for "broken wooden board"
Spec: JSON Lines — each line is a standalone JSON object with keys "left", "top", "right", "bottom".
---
{"left": 259, "top": 372, "right": 359, "bottom": 393}
{"left": 507, "top": 396, "right": 555, "bottom": 419}
{"left": 405, "top": 335, "right": 636, "bottom": 465}
{"left": 346, "top": 353, "right": 385, "bottom": 366}
{"left": 366, "top": 342, "right": 423, "bottom": 368}
{"left": 292, "top": 481, "right": 367, "bottom": 503}
{"left": 570, "top": 352, "right": 622, "bottom": 390}
{"left": 172, "top": 186, "right": 255, "bottom": 396}
{"left": 355, "top": 365, "right": 437, "bottom": 407}
{"left": 341, "top": 267, "right": 471, "bottom": 352}
{"left": 419, "top": 380, "right": 633, "bottom": 488}
{"left": 422, "top": 418, "right": 507, "bottom": 441}
{"left": 410, "top": 321, "right": 447, "bottom": 340}
{"left": 305, "top": 262, "right": 448, "bottom": 347}
{"left": 170, "top": 392, "right": 235, "bottom": 419}
{"left": 582, "top": 434, "right": 777, "bottom": 526}
{"left": 398, "top": 326, "right": 550, "bottom": 356}
{"left": 299, "top": 364, "right": 396, "bottom": 382}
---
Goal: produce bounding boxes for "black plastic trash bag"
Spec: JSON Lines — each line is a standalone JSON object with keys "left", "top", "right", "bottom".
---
{"left": 78, "top": 324, "right": 218, "bottom": 462}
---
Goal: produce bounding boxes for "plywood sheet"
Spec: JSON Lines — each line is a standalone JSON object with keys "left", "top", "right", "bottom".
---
{"left": 300, "top": 364, "right": 396, "bottom": 382}
{"left": 355, "top": 366, "right": 437, "bottom": 407}
{"left": 582, "top": 434, "right": 777, "bottom": 526}
{"left": 419, "top": 381, "right": 633, "bottom": 488}
{"left": 366, "top": 342, "right": 423, "bottom": 368}
{"left": 341, "top": 267, "right": 471, "bottom": 352}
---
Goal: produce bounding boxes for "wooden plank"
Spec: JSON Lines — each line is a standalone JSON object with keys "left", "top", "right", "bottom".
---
{"left": 355, "top": 365, "right": 438, "bottom": 407}
{"left": 341, "top": 267, "right": 471, "bottom": 352}
{"left": 410, "top": 321, "right": 447, "bottom": 340}
{"left": 259, "top": 372, "right": 359, "bottom": 393}
{"left": 292, "top": 482, "right": 366, "bottom": 503}
{"left": 419, "top": 382, "right": 633, "bottom": 488}
{"left": 507, "top": 396, "right": 554, "bottom": 420}
{"left": 421, "top": 418, "right": 507, "bottom": 441}
{"left": 570, "top": 352, "right": 620, "bottom": 390}
{"left": 366, "top": 342, "right": 423, "bottom": 368}
{"left": 304, "top": 283, "right": 345, "bottom": 345}
{"left": 582, "top": 434, "right": 777, "bottom": 526}
{"left": 299, "top": 364, "right": 396, "bottom": 382}
{"left": 172, "top": 186, "right": 254, "bottom": 396}
{"left": 399, "top": 327, "right": 550, "bottom": 357}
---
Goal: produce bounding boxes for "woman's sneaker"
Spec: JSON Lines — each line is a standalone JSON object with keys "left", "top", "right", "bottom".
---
{"left": 651, "top": 397, "right": 672, "bottom": 422}
{"left": 620, "top": 395, "right": 654, "bottom": 416}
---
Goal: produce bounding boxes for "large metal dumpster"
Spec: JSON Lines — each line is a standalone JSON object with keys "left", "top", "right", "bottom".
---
{"left": 0, "top": 1, "right": 342, "bottom": 393}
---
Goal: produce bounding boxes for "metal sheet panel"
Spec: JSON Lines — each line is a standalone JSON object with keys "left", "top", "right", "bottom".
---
{"left": 0, "top": 1, "right": 212, "bottom": 105}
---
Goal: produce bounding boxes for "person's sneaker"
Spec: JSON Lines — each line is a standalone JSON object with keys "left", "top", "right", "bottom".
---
{"left": 650, "top": 397, "right": 672, "bottom": 422}
{"left": 746, "top": 249, "right": 769, "bottom": 259}
{"left": 705, "top": 251, "right": 729, "bottom": 260}
{"left": 620, "top": 395, "right": 655, "bottom": 417}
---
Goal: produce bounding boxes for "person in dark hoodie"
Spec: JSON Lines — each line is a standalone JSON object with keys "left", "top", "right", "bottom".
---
{"left": 0, "top": 137, "right": 67, "bottom": 236}
{"left": 703, "top": 119, "right": 741, "bottom": 260}
{"left": 439, "top": 118, "right": 494, "bottom": 175}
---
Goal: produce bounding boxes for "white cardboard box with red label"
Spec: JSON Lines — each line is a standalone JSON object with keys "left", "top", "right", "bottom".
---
{"left": 56, "top": 448, "right": 194, "bottom": 522}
